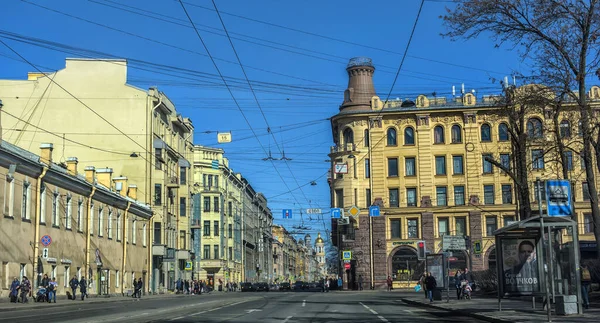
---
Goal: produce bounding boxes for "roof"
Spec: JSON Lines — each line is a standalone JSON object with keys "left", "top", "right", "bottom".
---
{"left": 493, "top": 215, "right": 576, "bottom": 237}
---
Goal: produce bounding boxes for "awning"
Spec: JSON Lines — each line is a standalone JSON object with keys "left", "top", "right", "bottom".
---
{"left": 153, "top": 138, "right": 167, "bottom": 149}
{"left": 178, "top": 158, "right": 191, "bottom": 168}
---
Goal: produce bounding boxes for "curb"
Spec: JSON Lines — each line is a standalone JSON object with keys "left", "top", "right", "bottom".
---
{"left": 400, "top": 298, "right": 513, "bottom": 323}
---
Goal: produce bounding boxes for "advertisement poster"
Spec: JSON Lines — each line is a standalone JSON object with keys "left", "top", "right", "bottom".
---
{"left": 426, "top": 254, "right": 445, "bottom": 289}
{"left": 501, "top": 238, "right": 540, "bottom": 294}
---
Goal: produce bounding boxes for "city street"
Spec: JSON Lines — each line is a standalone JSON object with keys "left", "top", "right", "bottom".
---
{"left": 0, "top": 291, "right": 488, "bottom": 323}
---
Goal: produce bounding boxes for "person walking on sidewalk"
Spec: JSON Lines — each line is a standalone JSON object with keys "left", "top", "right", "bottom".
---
{"left": 20, "top": 276, "right": 31, "bottom": 303}
{"left": 135, "top": 278, "right": 143, "bottom": 298}
{"left": 454, "top": 270, "right": 463, "bottom": 300}
{"left": 47, "top": 277, "right": 58, "bottom": 303}
{"left": 419, "top": 272, "right": 428, "bottom": 299}
{"left": 386, "top": 276, "right": 393, "bottom": 291}
{"left": 69, "top": 276, "right": 79, "bottom": 300}
{"left": 424, "top": 272, "right": 437, "bottom": 303}
{"left": 358, "top": 275, "right": 363, "bottom": 291}
{"left": 79, "top": 276, "right": 87, "bottom": 301}
{"left": 10, "top": 277, "right": 20, "bottom": 303}
{"left": 581, "top": 263, "right": 592, "bottom": 309}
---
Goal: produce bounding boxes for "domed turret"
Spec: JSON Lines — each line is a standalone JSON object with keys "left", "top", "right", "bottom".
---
{"left": 315, "top": 233, "right": 324, "bottom": 244}
{"left": 340, "top": 57, "right": 376, "bottom": 112}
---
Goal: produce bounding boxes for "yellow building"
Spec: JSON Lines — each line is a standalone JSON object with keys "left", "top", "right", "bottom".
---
{"left": 0, "top": 59, "right": 194, "bottom": 293}
{"left": 0, "top": 139, "right": 152, "bottom": 299}
{"left": 329, "top": 57, "right": 600, "bottom": 289}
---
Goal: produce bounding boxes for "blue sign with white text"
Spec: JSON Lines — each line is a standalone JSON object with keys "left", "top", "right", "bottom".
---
{"left": 282, "top": 209, "right": 292, "bottom": 219}
{"left": 331, "top": 208, "right": 342, "bottom": 219}
{"left": 369, "top": 205, "right": 380, "bottom": 217}
{"left": 545, "top": 180, "right": 572, "bottom": 217}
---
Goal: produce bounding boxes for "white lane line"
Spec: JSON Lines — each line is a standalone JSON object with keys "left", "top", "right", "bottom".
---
{"left": 302, "top": 299, "right": 306, "bottom": 307}
{"left": 189, "top": 299, "right": 250, "bottom": 317}
{"left": 169, "top": 317, "right": 185, "bottom": 321}
{"left": 360, "top": 302, "right": 389, "bottom": 322}
{"left": 377, "top": 315, "right": 389, "bottom": 322}
{"left": 282, "top": 316, "right": 293, "bottom": 323}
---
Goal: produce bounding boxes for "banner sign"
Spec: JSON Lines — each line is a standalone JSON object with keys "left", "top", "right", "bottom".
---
{"left": 500, "top": 238, "right": 540, "bottom": 295}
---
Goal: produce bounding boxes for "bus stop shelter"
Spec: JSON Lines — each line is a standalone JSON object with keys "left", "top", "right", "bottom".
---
{"left": 493, "top": 215, "right": 583, "bottom": 319}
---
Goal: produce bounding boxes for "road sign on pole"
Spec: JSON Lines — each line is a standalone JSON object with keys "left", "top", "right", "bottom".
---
{"left": 42, "top": 248, "right": 49, "bottom": 259}
{"left": 344, "top": 263, "right": 351, "bottom": 270}
{"left": 306, "top": 208, "right": 322, "bottom": 214}
{"left": 545, "top": 179, "right": 572, "bottom": 217}
{"left": 342, "top": 251, "right": 352, "bottom": 260}
{"left": 348, "top": 206, "right": 360, "bottom": 217}
{"left": 40, "top": 235, "right": 52, "bottom": 247}
{"left": 331, "top": 208, "right": 342, "bottom": 219}
{"left": 369, "top": 206, "right": 380, "bottom": 217}
{"left": 282, "top": 209, "right": 292, "bottom": 219}
{"left": 442, "top": 235, "right": 466, "bottom": 251}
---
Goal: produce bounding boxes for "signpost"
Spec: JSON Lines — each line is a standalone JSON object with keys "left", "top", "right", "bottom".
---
{"left": 40, "top": 235, "right": 52, "bottom": 247}
{"left": 344, "top": 263, "right": 351, "bottom": 270}
{"left": 331, "top": 208, "right": 342, "bottom": 219}
{"left": 348, "top": 206, "right": 360, "bottom": 217}
{"left": 334, "top": 163, "right": 348, "bottom": 174}
{"left": 342, "top": 251, "right": 352, "bottom": 260}
{"left": 545, "top": 179, "right": 572, "bottom": 217}
{"left": 442, "top": 235, "right": 466, "bottom": 251}
{"left": 306, "top": 208, "right": 322, "bottom": 214}
{"left": 42, "top": 248, "right": 49, "bottom": 259}
{"left": 282, "top": 209, "right": 292, "bottom": 219}
{"left": 369, "top": 205, "right": 380, "bottom": 217}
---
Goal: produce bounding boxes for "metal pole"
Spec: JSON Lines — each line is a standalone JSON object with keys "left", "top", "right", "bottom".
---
{"left": 367, "top": 120, "right": 374, "bottom": 290}
{"left": 446, "top": 255, "right": 450, "bottom": 303}
{"left": 572, "top": 222, "right": 583, "bottom": 314}
{"left": 537, "top": 177, "right": 551, "bottom": 323}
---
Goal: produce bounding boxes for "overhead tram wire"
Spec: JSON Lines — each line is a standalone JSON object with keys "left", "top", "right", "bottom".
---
{"left": 177, "top": 0, "right": 307, "bottom": 212}
{"left": 210, "top": 0, "right": 314, "bottom": 210}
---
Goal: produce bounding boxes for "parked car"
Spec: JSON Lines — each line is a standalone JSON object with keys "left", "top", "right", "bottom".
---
{"left": 279, "top": 282, "right": 291, "bottom": 291}
{"left": 270, "top": 283, "right": 280, "bottom": 291}
{"left": 255, "top": 282, "right": 270, "bottom": 292}
{"left": 293, "top": 281, "right": 308, "bottom": 290}
{"left": 241, "top": 282, "right": 255, "bottom": 292}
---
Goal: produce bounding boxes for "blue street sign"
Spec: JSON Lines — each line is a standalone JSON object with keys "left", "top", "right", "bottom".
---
{"left": 211, "top": 160, "right": 219, "bottom": 169}
{"left": 369, "top": 205, "right": 380, "bottom": 217}
{"left": 331, "top": 208, "right": 342, "bottom": 219}
{"left": 282, "top": 209, "right": 292, "bottom": 219}
{"left": 545, "top": 180, "right": 572, "bottom": 217}
{"left": 40, "top": 235, "right": 52, "bottom": 247}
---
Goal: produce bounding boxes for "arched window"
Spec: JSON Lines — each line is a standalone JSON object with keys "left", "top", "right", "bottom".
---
{"left": 387, "top": 128, "right": 397, "bottom": 146}
{"left": 434, "top": 125, "right": 445, "bottom": 144}
{"left": 451, "top": 125, "right": 462, "bottom": 143}
{"left": 498, "top": 123, "right": 509, "bottom": 141}
{"left": 364, "top": 129, "right": 370, "bottom": 147}
{"left": 481, "top": 124, "right": 491, "bottom": 142}
{"left": 343, "top": 128, "right": 354, "bottom": 150}
{"left": 404, "top": 127, "right": 415, "bottom": 145}
{"left": 526, "top": 118, "right": 543, "bottom": 139}
{"left": 560, "top": 120, "right": 571, "bottom": 138}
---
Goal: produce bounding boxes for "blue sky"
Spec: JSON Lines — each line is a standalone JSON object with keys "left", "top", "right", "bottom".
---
{"left": 1, "top": 0, "right": 528, "bottom": 243}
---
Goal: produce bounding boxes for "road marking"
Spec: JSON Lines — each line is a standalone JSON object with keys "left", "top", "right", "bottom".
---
{"left": 282, "top": 316, "right": 293, "bottom": 323}
{"left": 169, "top": 317, "right": 184, "bottom": 321}
{"left": 246, "top": 309, "right": 262, "bottom": 313}
{"left": 302, "top": 299, "right": 306, "bottom": 307}
{"left": 189, "top": 300, "right": 250, "bottom": 317}
{"left": 360, "top": 302, "right": 389, "bottom": 322}
{"left": 377, "top": 315, "right": 389, "bottom": 322}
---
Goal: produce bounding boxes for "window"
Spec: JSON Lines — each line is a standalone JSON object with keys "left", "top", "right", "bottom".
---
{"left": 454, "top": 186, "right": 465, "bottom": 206}
{"left": 77, "top": 200, "right": 83, "bottom": 232}
{"left": 203, "top": 245, "right": 210, "bottom": 259}
{"left": 116, "top": 212, "right": 122, "bottom": 241}
{"left": 451, "top": 125, "right": 462, "bottom": 143}
{"left": 527, "top": 118, "right": 543, "bottom": 139}
{"left": 343, "top": 128, "right": 354, "bottom": 150}
{"left": 228, "top": 247, "right": 233, "bottom": 261}
{"left": 502, "top": 185, "right": 513, "bottom": 204}
{"left": 213, "top": 197, "right": 219, "bottom": 212}
{"left": 39, "top": 183, "right": 46, "bottom": 224}
{"left": 228, "top": 224, "right": 233, "bottom": 238}
{"left": 581, "top": 152, "right": 586, "bottom": 170}
{"left": 365, "top": 188, "right": 371, "bottom": 208}
{"left": 213, "top": 245, "right": 219, "bottom": 259}
{"left": 89, "top": 203, "right": 94, "bottom": 235}
{"left": 498, "top": 123, "right": 509, "bottom": 141}
{"left": 406, "top": 188, "right": 417, "bottom": 207}
{"left": 486, "top": 216, "right": 498, "bottom": 236}
{"left": 408, "top": 219, "right": 419, "bottom": 238}
{"left": 534, "top": 181, "right": 546, "bottom": 202}
{"left": 154, "top": 184, "right": 162, "bottom": 206}
{"left": 404, "top": 127, "right": 415, "bottom": 145}
{"left": 405, "top": 157, "right": 416, "bottom": 176}
{"left": 438, "top": 218, "right": 449, "bottom": 236}
{"left": 214, "top": 221, "right": 219, "bottom": 236}
{"left": 132, "top": 219, "right": 137, "bottom": 244}
{"left": 180, "top": 167, "right": 187, "bottom": 185}
{"left": 335, "top": 189, "right": 344, "bottom": 208}
{"left": 564, "top": 151, "right": 574, "bottom": 170}
{"left": 155, "top": 148, "right": 162, "bottom": 170}
{"left": 115, "top": 270, "right": 119, "bottom": 289}
{"left": 560, "top": 120, "right": 571, "bottom": 138}
{"left": 179, "top": 231, "right": 186, "bottom": 249}
{"left": 436, "top": 186, "right": 447, "bottom": 206}
{"left": 142, "top": 224, "right": 147, "bottom": 247}
{"left": 98, "top": 207, "right": 103, "bottom": 237}
{"left": 22, "top": 182, "right": 30, "bottom": 220}
{"left": 482, "top": 154, "right": 493, "bottom": 173}
{"left": 453, "top": 156, "right": 464, "bottom": 175}
{"left": 455, "top": 217, "right": 466, "bottom": 236}
{"left": 203, "top": 220, "right": 210, "bottom": 236}
{"left": 583, "top": 213, "right": 593, "bottom": 233}
{"left": 481, "top": 124, "right": 491, "bottom": 141}
{"left": 388, "top": 158, "right": 398, "bottom": 177}
{"left": 532, "top": 149, "right": 544, "bottom": 169}
{"left": 435, "top": 156, "right": 446, "bottom": 175}
{"left": 107, "top": 209, "right": 112, "bottom": 239}
{"left": 387, "top": 128, "right": 397, "bottom": 146}
{"left": 504, "top": 215, "right": 515, "bottom": 227}
{"left": 390, "top": 219, "right": 401, "bottom": 238}
{"left": 434, "top": 125, "right": 445, "bottom": 144}
{"left": 214, "top": 175, "right": 219, "bottom": 189}
{"left": 52, "top": 192, "right": 59, "bottom": 227}
{"left": 203, "top": 197, "right": 210, "bottom": 212}
{"left": 154, "top": 222, "right": 161, "bottom": 244}
{"left": 364, "top": 129, "right": 370, "bottom": 147}
{"left": 583, "top": 182, "right": 591, "bottom": 201}
{"left": 65, "top": 196, "right": 72, "bottom": 230}
{"left": 500, "top": 154, "right": 510, "bottom": 172}
{"left": 484, "top": 185, "right": 495, "bottom": 205}
{"left": 228, "top": 202, "right": 233, "bottom": 216}
{"left": 389, "top": 189, "right": 399, "bottom": 207}
{"left": 365, "top": 159, "right": 370, "bottom": 178}
{"left": 180, "top": 197, "right": 186, "bottom": 217}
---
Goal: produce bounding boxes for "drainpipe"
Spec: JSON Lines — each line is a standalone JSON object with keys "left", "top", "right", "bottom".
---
{"left": 147, "top": 91, "right": 162, "bottom": 294}
{"left": 121, "top": 202, "right": 131, "bottom": 295}
{"left": 85, "top": 186, "right": 97, "bottom": 292}
{"left": 32, "top": 167, "right": 48, "bottom": 285}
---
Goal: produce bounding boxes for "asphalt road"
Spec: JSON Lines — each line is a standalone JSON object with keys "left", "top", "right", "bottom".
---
{"left": 0, "top": 291, "right": 488, "bottom": 322}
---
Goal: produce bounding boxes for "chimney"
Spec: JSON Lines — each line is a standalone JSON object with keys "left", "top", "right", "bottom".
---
{"left": 96, "top": 168, "right": 113, "bottom": 189}
{"left": 127, "top": 184, "right": 138, "bottom": 200}
{"left": 84, "top": 166, "right": 96, "bottom": 184}
{"left": 113, "top": 176, "right": 128, "bottom": 197}
{"left": 66, "top": 157, "right": 78, "bottom": 176}
{"left": 340, "top": 57, "right": 376, "bottom": 112}
{"left": 40, "top": 143, "right": 54, "bottom": 164}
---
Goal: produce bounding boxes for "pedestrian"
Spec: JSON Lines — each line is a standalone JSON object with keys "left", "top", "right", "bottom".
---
{"left": 69, "top": 275, "right": 79, "bottom": 300}
{"left": 358, "top": 275, "right": 363, "bottom": 291}
{"left": 420, "top": 272, "right": 428, "bottom": 299}
{"left": 325, "top": 278, "right": 330, "bottom": 292}
{"left": 41, "top": 273, "right": 50, "bottom": 301}
{"left": 386, "top": 276, "right": 393, "bottom": 291}
{"left": 337, "top": 276, "right": 343, "bottom": 290}
{"left": 454, "top": 270, "right": 463, "bottom": 300}
{"left": 9, "top": 277, "right": 19, "bottom": 303}
{"left": 136, "top": 278, "right": 143, "bottom": 298}
{"left": 79, "top": 276, "right": 87, "bottom": 301}
{"left": 47, "top": 277, "right": 58, "bottom": 303}
{"left": 581, "top": 263, "right": 592, "bottom": 309}
{"left": 20, "top": 276, "right": 31, "bottom": 303}
{"left": 424, "top": 272, "right": 437, "bottom": 303}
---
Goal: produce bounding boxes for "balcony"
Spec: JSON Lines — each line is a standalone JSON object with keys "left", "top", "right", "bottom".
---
{"left": 329, "top": 143, "right": 358, "bottom": 158}
{"left": 202, "top": 185, "right": 220, "bottom": 193}
{"left": 167, "top": 176, "right": 180, "bottom": 188}
{"left": 190, "top": 219, "right": 201, "bottom": 229}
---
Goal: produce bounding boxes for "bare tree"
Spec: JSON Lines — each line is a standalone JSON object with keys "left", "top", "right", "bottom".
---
{"left": 443, "top": 0, "right": 600, "bottom": 257}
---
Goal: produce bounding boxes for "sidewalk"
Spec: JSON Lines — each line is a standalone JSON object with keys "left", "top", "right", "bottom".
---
{"left": 399, "top": 291, "right": 600, "bottom": 323}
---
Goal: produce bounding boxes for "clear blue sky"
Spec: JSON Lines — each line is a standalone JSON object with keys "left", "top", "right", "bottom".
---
{"left": 1, "top": 0, "right": 528, "bottom": 243}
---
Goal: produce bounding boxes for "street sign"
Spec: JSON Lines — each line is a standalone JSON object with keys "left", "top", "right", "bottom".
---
{"left": 306, "top": 208, "right": 322, "bottom": 214}
{"left": 442, "top": 235, "right": 466, "bottom": 251}
{"left": 334, "top": 163, "right": 348, "bottom": 174}
{"left": 185, "top": 261, "right": 193, "bottom": 271}
{"left": 369, "top": 205, "right": 380, "bottom": 217}
{"left": 282, "top": 209, "right": 292, "bottom": 219}
{"left": 211, "top": 160, "right": 219, "bottom": 170}
{"left": 217, "top": 132, "right": 232, "bottom": 143}
{"left": 42, "top": 248, "right": 49, "bottom": 259}
{"left": 40, "top": 235, "right": 52, "bottom": 247}
{"left": 342, "top": 250, "right": 352, "bottom": 260}
{"left": 448, "top": 257, "right": 458, "bottom": 262}
{"left": 344, "top": 263, "right": 351, "bottom": 270}
{"left": 545, "top": 179, "right": 572, "bottom": 217}
{"left": 348, "top": 206, "right": 360, "bottom": 217}
{"left": 331, "top": 208, "right": 342, "bottom": 219}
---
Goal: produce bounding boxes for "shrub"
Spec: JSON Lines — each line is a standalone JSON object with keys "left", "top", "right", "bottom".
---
{"left": 471, "top": 269, "right": 498, "bottom": 294}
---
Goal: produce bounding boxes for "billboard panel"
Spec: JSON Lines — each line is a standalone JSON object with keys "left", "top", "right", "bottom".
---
{"left": 501, "top": 238, "right": 540, "bottom": 295}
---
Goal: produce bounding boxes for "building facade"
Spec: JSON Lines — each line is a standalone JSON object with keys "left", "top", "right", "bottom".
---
{"left": 242, "top": 185, "right": 273, "bottom": 283}
{"left": 0, "top": 59, "right": 194, "bottom": 293}
{"left": 329, "top": 57, "right": 600, "bottom": 289}
{"left": 0, "top": 139, "right": 152, "bottom": 299}
{"left": 315, "top": 233, "right": 327, "bottom": 278}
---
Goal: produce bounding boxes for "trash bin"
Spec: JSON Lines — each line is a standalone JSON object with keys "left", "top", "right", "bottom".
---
{"left": 218, "top": 285, "right": 223, "bottom": 292}
{"left": 433, "top": 288, "right": 443, "bottom": 301}
{"left": 555, "top": 295, "right": 578, "bottom": 315}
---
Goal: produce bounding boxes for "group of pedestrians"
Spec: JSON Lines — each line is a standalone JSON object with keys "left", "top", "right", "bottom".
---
{"left": 419, "top": 272, "right": 437, "bottom": 303}
{"left": 174, "top": 279, "right": 216, "bottom": 295}
{"left": 9, "top": 276, "right": 31, "bottom": 303}
{"left": 9, "top": 274, "right": 87, "bottom": 303}
{"left": 453, "top": 268, "right": 474, "bottom": 300}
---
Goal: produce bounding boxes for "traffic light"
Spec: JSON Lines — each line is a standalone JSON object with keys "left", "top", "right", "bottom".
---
{"left": 417, "top": 240, "right": 426, "bottom": 260}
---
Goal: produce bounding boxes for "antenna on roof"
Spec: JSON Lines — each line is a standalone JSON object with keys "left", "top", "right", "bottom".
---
{"left": 503, "top": 76, "right": 509, "bottom": 89}
{"left": 452, "top": 86, "right": 456, "bottom": 97}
